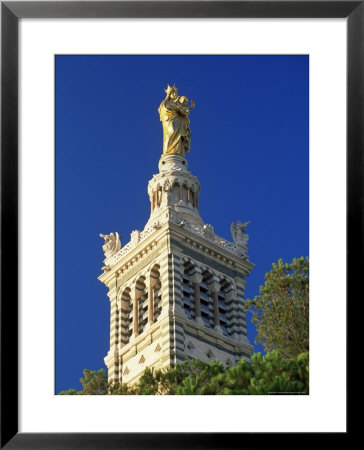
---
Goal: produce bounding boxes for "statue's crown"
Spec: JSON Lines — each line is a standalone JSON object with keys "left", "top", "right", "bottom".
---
{"left": 165, "top": 84, "right": 178, "bottom": 95}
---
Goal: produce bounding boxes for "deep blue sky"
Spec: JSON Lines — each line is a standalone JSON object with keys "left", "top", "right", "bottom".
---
{"left": 55, "top": 55, "right": 308, "bottom": 393}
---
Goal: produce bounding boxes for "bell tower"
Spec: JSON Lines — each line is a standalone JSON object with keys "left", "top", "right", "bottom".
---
{"left": 98, "top": 87, "right": 254, "bottom": 386}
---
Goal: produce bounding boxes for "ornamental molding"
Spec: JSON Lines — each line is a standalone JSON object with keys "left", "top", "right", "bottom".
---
{"left": 169, "top": 211, "right": 248, "bottom": 258}
{"left": 103, "top": 224, "right": 163, "bottom": 270}
{"left": 100, "top": 210, "right": 250, "bottom": 276}
{"left": 115, "top": 245, "right": 162, "bottom": 288}
{"left": 148, "top": 170, "right": 200, "bottom": 196}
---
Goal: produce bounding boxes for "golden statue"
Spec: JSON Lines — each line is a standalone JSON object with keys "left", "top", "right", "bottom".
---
{"left": 158, "top": 85, "right": 194, "bottom": 157}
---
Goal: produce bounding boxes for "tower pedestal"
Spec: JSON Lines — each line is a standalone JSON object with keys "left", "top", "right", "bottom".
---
{"left": 159, "top": 154, "right": 188, "bottom": 172}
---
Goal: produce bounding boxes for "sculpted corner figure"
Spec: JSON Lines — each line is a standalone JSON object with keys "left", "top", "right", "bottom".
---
{"left": 230, "top": 221, "right": 250, "bottom": 253}
{"left": 100, "top": 232, "right": 121, "bottom": 258}
{"left": 158, "top": 85, "right": 195, "bottom": 157}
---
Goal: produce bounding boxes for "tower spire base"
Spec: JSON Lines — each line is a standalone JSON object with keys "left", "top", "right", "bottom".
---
{"left": 159, "top": 154, "right": 188, "bottom": 173}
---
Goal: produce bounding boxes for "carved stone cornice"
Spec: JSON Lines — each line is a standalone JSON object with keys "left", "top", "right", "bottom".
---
{"left": 115, "top": 245, "right": 163, "bottom": 287}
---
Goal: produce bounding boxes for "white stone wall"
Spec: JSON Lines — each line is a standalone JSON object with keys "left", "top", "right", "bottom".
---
{"left": 185, "top": 335, "right": 238, "bottom": 366}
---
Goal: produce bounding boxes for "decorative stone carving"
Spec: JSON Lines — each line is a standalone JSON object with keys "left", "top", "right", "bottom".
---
{"left": 100, "top": 232, "right": 121, "bottom": 258}
{"left": 203, "top": 224, "right": 215, "bottom": 239}
{"left": 230, "top": 221, "right": 250, "bottom": 256}
{"left": 163, "top": 178, "right": 173, "bottom": 205}
{"left": 131, "top": 230, "right": 140, "bottom": 246}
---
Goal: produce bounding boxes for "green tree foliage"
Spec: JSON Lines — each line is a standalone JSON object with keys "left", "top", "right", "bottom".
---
{"left": 58, "top": 368, "right": 108, "bottom": 395}
{"left": 79, "top": 368, "right": 108, "bottom": 395}
{"left": 59, "top": 352, "right": 308, "bottom": 395}
{"left": 109, "top": 381, "right": 136, "bottom": 395}
{"left": 58, "top": 389, "right": 78, "bottom": 395}
{"left": 245, "top": 257, "right": 309, "bottom": 359}
{"left": 171, "top": 352, "right": 308, "bottom": 395}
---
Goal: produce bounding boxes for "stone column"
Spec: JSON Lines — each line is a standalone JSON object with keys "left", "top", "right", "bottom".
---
{"left": 147, "top": 273, "right": 155, "bottom": 326}
{"left": 209, "top": 280, "right": 219, "bottom": 326}
{"left": 106, "top": 276, "right": 119, "bottom": 383}
{"left": 232, "top": 278, "right": 249, "bottom": 343}
{"left": 179, "top": 183, "right": 183, "bottom": 201}
{"left": 152, "top": 190, "right": 156, "bottom": 211}
{"left": 108, "top": 279, "right": 119, "bottom": 349}
{"left": 190, "top": 271, "right": 203, "bottom": 324}
{"left": 210, "top": 279, "right": 223, "bottom": 334}
{"left": 133, "top": 284, "right": 139, "bottom": 338}
{"left": 119, "top": 295, "right": 128, "bottom": 348}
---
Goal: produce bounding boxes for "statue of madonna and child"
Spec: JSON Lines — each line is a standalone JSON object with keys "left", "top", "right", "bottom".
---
{"left": 158, "top": 84, "right": 195, "bottom": 158}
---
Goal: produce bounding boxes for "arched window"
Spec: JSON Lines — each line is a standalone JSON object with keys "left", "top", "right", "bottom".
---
{"left": 171, "top": 181, "right": 180, "bottom": 204}
{"left": 119, "top": 288, "right": 132, "bottom": 346}
{"left": 182, "top": 262, "right": 194, "bottom": 320}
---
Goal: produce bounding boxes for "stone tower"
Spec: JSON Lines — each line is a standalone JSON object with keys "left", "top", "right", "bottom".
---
{"left": 98, "top": 89, "right": 254, "bottom": 386}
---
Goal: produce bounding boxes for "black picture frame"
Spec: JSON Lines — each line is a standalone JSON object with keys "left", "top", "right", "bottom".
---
{"left": 1, "top": 1, "right": 356, "bottom": 448}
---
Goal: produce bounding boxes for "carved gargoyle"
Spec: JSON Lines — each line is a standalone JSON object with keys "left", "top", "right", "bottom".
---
{"left": 100, "top": 232, "right": 121, "bottom": 258}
